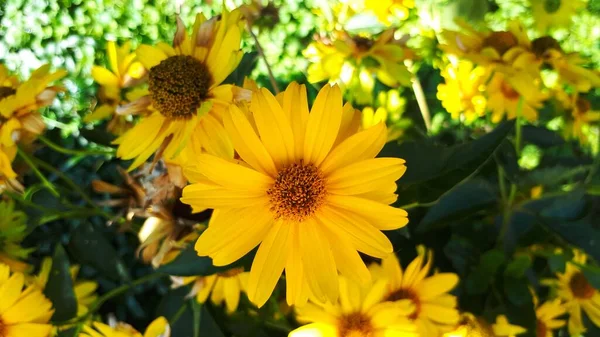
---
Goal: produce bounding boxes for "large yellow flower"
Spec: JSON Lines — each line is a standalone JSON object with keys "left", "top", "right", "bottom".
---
{"left": 0, "top": 200, "right": 32, "bottom": 273}
{"left": 534, "top": 298, "right": 566, "bottom": 337}
{"left": 181, "top": 83, "right": 408, "bottom": 307}
{"left": 86, "top": 41, "right": 146, "bottom": 135}
{"left": 530, "top": 0, "right": 586, "bottom": 32}
{"left": 437, "top": 60, "right": 487, "bottom": 123}
{"left": 443, "top": 314, "right": 526, "bottom": 337}
{"left": 486, "top": 71, "right": 547, "bottom": 123}
{"left": 80, "top": 317, "right": 170, "bottom": 337}
{"left": 114, "top": 9, "right": 248, "bottom": 170}
{"left": 370, "top": 247, "right": 460, "bottom": 336}
{"left": 544, "top": 250, "right": 600, "bottom": 336}
{"left": 176, "top": 267, "right": 249, "bottom": 313}
{"left": 0, "top": 263, "right": 54, "bottom": 337}
{"left": 290, "top": 275, "right": 417, "bottom": 337}
{"left": 304, "top": 30, "right": 412, "bottom": 105}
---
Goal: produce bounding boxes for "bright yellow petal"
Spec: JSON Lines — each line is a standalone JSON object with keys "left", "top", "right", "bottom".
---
{"left": 194, "top": 153, "right": 273, "bottom": 191}
{"left": 143, "top": 317, "right": 170, "bottom": 337}
{"left": 327, "top": 195, "right": 408, "bottom": 230}
{"left": 326, "top": 158, "right": 406, "bottom": 196}
{"left": 91, "top": 65, "right": 119, "bottom": 87}
{"left": 304, "top": 84, "right": 343, "bottom": 166}
{"left": 136, "top": 44, "right": 168, "bottom": 70}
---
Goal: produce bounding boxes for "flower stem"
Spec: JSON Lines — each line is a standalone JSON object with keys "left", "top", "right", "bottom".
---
{"left": 407, "top": 60, "right": 431, "bottom": 132}
{"left": 17, "top": 146, "right": 59, "bottom": 197}
{"left": 38, "top": 135, "right": 115, "bottom": 156}
{"left": 247, "top": 24, "right": 280, "bottom": 94}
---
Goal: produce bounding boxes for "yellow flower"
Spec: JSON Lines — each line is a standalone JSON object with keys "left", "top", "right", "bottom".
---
{"left": 79, "top": 317, "right": 170, "bottom": 337}
{"left": 0, "top": 263, "right": 54, "bottom": 337}
{"left": 534, "top": 298, "right": 567, "bottom": 337}
{"left": 530, "top": 0, "right": 586, "bottom": 32}
{"left": 86, "top": 41, "right": 146, "bottom": 135}
{"left": 442, "top": 313, "right": 526, "bottom": 337}
{"left": 363, "top": 0, "right": 415, "bottom": 25}
{"left": 304, "top": 30, "right": 413, "bottom": 105}
{"left": 177, "top": 267, "right": 249, "bottom": 314}
{"left": 370, "top": 247, "right": 460, "bottom": 336}
{"left": 0, "top": 63, "right": 65, "bottom": 181}
{"left": 544, "top": 250, "right": 600, "bottom": 336}
{"left": 290, "top": 275, "right": 418, "bottom": 337}
{"left": 437, "top": 61, "right": 487, "bottom": 123}
{"left": 565, "top": 94, "right": 600, "bottom": 144}
{"left": 0, "top": 200, "right": 32, "bottom": 273}
{"left": 181, "top": 83, "right": 409, "bottom": 307}
{"left": 113, "top": 9, "right": 249, "bottom": 170}
{"left": 486, "top": 72, "right": 547, "bottom": 123}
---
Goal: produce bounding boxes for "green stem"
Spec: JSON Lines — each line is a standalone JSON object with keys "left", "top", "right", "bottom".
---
{"left": 514, "top": 96, "right": 524, "bottom": 157}
{"left": 38, "top": 135, "right": 115, "bottom": 156}
{"left": 17, "top": 147, "right": 59, "bottom": 197}
{"left": 170, "top": 302, "right": 189, "bottom": 326}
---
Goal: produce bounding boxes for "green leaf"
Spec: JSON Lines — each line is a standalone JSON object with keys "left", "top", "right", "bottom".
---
{"left": 543, "top": 219, "right": 600, "bottom": 262}
{"left": 44, "top": 245, "right": 78, "bottom": 322}
{"left": 465, "top": 249, "right": 505, "bottom": 294}
{"left": 223, "top": 52, "right": 259, "bottom": 87}
{"left": 417, "top": 179, "right": 497, "bottom": 232}
{"left": 199, "top": 305, "right": 225, "bottom": 337}
{"left": 381, "top": 120, "right": 514, "bottom": 204}
{"left": 504, "top": 255, "right": 532, "bottom": 278}
{"left": 581, "top": 265, "right": 600, "bottom": 290}
{"left": 156, "top": 287, "right": 194, "bottom": 337}
{"left": 520, "top": 125, "right": 565, "bottom": 148}
{"left": 68, "top": 223, "right": 130, "bottom": 281}
{"left": 503, "top": 275, "right": 532, "bottom": 306}
{"left": 157, "top": 242, "right": 253, "bottom": 277}
{"left": 547, "top": 254, "right": 567, "bottom": 273}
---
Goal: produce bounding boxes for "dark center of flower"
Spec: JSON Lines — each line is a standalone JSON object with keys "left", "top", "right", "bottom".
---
{"left": 500, "top": 81, "right": 520, "bottom": 100}
{"left": 0, "top": 86, "right": 16, "bottom": 101}
{"left": 471, "top": 317, "right": 495, "bottom": 336}
{"left": 482, "top": 31, "right": 518, "bottom": 56}
{"left": 544, "top": 0, "right": 562, "bottom": 14}
{"left": 569, "top": 272, "right": 596, "bottom": 299}
{"left": 267, "top": 162, "right": 326, "bottom": 222}
{"left": 217, "top": 267, "right": 244, "bottom": 278}
{"left": 576, "top": 97, "right": 591, "bottom": 114}
{"left": 385, "top": 288, "right": 421, "bottom": 320}
{"left": 537, "top": 320, "right": 548, "bottom": 337}
{"left": 352, "top": 36, "right": 375, "bottom": 52}
{"left": 148, "top": 55, "right": 212, "bottom": 119}
{"left": 0, "top": 317, "right": 5, "bottom": 337}
{"left": 338, "top": 312, "right": 374, "bottom": 337}
{"left": 531, "top": 36, "right": 562, "bottom": 58}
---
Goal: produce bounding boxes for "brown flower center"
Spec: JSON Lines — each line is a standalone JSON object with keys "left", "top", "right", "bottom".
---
{"left": 267, "top": 162, "right": 326, "bottom": 222}
{"left": 537, "top": 320, "right": 547, "bottom": 337}
{"left": 483, "top": 31, "right": 518, "bottom": 56}
{"left": 575, "top": 97, "right": 591, "bottom": 114}
{"left": 218, "top": 267, "right": 244, "bottom": 278}
{"left": 500, "top": 81, "right": 520, "bottom": 100}
{"left": 148, "top": 55, "right": 212, "bottom": 119}
{"left": 544, "top": 0, "right": 561, "bottom": 14}
{"left": 531, "top": 36, "right": 562, "bottom": 58}
{"left": 569, "top": 272, "right": 596, "bottom": 299}
{"left": 385, "top": 288, "right": 421, "bottom": 320}
{"left": 352, "top": 36, "right": 375, "bottom": 52}
{"left": 0, "top": 317, "right": 6, "bottom": 337}
{"left": 338, "top": 312, "right": 374, "bottom": 337}
{"left": 0, "top": 86, "right": 16, "bottom": 101}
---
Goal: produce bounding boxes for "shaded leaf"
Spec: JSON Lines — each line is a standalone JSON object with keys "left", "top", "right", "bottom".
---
{"left": 547, "top": 254, "right": 567, "bottom": 273}
{"left": 521, "top": 125, "right": 565, "bottom": 148}
{"left": 223, "top": 52, "right": 259, "bottom": 87}
{"left": 504, "top": 255, "right": 532, "bottom": 278}
{"left": 465, "top": 249, "right": 505, "bottom": 295}
{"left": 45, "top": 245, "right": 78, "bottom": 322}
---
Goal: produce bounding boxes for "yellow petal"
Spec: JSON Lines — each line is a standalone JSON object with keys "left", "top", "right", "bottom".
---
{"left": 418, "top": 273, "right": 459, "bottom": 300}
{"left": 304, "top": 84, "right": 343, "bottom": 166}
{"left": 281, "top": 82, "right": 309, "bottom": 161}
{"left": 136, "top": 44, "right": 168, "bottom": 70}
{"left": 143, "top": 317, "right": 170, "bottom": 337}
{"left": 91, "top": 65, "right": 119, "bottom": 87}
{"left": 328, "top": 195, "right": 408, "bottom": 230}
{"left": 327, "top": 158, "right": 406, "bottom": 196}
{"left": 194, "top": 153, "right": 273, "bottom": 191}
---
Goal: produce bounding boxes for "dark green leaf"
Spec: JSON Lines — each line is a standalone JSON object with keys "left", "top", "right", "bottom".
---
{"left": 223, "top": 52, "right": 259, "bottom": 87}
{"left": 200, "top": 305, "right": 225, "bottom": 337}
{"left": 418, "top": 179, "right": 497, "bottom": 232}
{"left": 581, "top": 266, "right": 600, "bottom": 290}
{"left": 465, "top": 249, "right": 505, "bottom": 294}
{"left": 542, "top": 219, "right": 600, "bottom": 262}
{"left": 156, "top": 287, "right": 194, "bottom": 337}
{"left": 521, "top": 125, "right": 565, "bottom": 148}
{"left": 494, "top": 140, "right": 519, "bottom": 183}
{"left": 44, "top": 245, "right": 78, "bottom": 322}
{"left": 548, "top": 254, "right": 567, "bottom": 273}
{"left": 381, "top": 121, "right": 514, "bottom": 204}
{"left": 68, "top": 223, "right": 130, "bottom": 281}
{"left": 504, "top": 255, "right": 532, "bottom": 278}
{"left": 540, "top": 189, "right": 587, "bottom": 220}
{"left": 503, "top": 275, "right": 532, "bottom": 306}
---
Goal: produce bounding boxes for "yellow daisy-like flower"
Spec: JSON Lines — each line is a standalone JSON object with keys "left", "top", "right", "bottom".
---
{"left": 0, "top": 200, "right": 32, "bottom": 273}
{"left": 86, "top": 41, "right": 146, "bottom": 135}
{"left": 530, "top": 0, "right": 586, "bottom": 32}
{"left": 177, "top": 267, "right": 249, "bottom": 314}
{"left": 370, "top": 247, "right": 460, "bottom": 336}
{"left": 304, "top": 30, "right": 413, "bottom": 105}
{"left": 363, "top": 0, "right": 415, "bottom": 25}
{"left": 486, "top": 71, "right": 547, "bottom": 123}
{"left": 79, "top": 316, "right": 170, "bottom": 337}
{"left": 566, "top": 94, "right": 600, "bottom": 144}
{"left": 0, "top": 263, "right": 54, "bottom": 337}
{"left": 534, "top": 298, "right": 567, "bottom": 337}
{"left": 437, "top": 60, "right": 487, "bottom": 123}
{"left": 114, "top": 9, "right": 248, "bottom": 170}
{"left": 545, "top": 250, "right": 600, "bottom": 336}
{"left": 181, "top": 82, "right": 409, "bottom": 307}
{"left": 289, "top": 275, "right": 418, "bottom": 337}
{"left": 443, "top": 313, "right": 526, "bottom": 337}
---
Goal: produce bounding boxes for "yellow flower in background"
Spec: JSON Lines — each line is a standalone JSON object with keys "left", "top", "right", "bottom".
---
{"left": 0, "top": 263, "right": 54, "bottom": 337}
{"left": 443, "top": 313, "right": 526, "bottom": 337}
{"left": 0, "top": 200, "right": 32, "bottom": 273}
{"left": 176, "top": 267, "right": 249, "bottom": 314}
{"left": 80, "top": 316, "right": 170, "bottom": 337}
{"left": 544, "top": 250, "right": 600, "bottom": 336}
{"left": 565, "top": 94, "right": 600, "bottom": 144}
{"left": 34, "top": 258, "right": 98, "bottom": 316}
{"left": 182, "top": 83, "right": 408, "bottom": 307}
{"left": 114, "top": 9, "right": 248, "bottom": 170}
{"left": 304, "top": 30, "right": 413, "bottom": 105}
{"left": 370, "top": 247, "right": 460, "bottom": 336}
{"left": 437, "top": 61, "right": 487, "bottom": 123}
{"left": 363, "top": 0, "right": 415, "bottom": 25}
{"left": 290, "top": 275, "right": 418, "bottom": 337}
{"left": 534, "top": 298, "right": 567, "bottom": 337}
{"left": 530, "top": 0, "right": 586, "bottom": 32}
{"left": 86, "top": 41, "right": 146, "bottom": 135}
{"left": 486, "top": 72, "right": 547, "bottom": 123}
